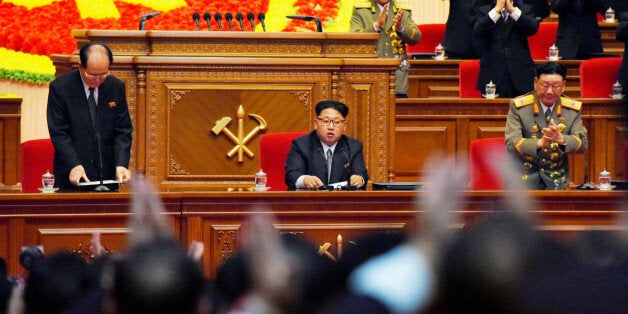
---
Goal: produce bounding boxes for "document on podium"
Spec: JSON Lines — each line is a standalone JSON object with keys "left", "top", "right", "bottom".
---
{"left": 78, "top": 180, "right": 121, "bottom": 186}
{"left": 78, "top": 180, "right": 124, "bottom": 192}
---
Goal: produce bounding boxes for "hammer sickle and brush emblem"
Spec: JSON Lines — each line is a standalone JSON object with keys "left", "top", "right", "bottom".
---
{"left": 211, "top": 105, "right": 267, "bottom": 162}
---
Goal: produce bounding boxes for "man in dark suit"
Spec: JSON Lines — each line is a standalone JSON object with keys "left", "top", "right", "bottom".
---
{"left": 616, "top": 12, "right": 628, "bottom": 95}
{"left": 285, "top": 100, "right": 368, "bottom": 190}
{"left": 523, "top": 0, "right": 550, "bottom": 20}
{"left": 473, "top": 0, "right": 540, "bottom": 98}
{"left": 551, "top": 0, "right": 607, "bottom": 59}
{"left": 443, "top": 0, "right": 493, "bottom": 59}
{"left": 47, "top": 42, "right": 133, "bottom": 190}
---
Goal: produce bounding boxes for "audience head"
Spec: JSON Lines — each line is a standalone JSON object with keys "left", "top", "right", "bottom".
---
{"left": 314, "top": 100, "right": 349, "bottom": 147}
{"left": 78, "top": 43, "right": 114, "bottom": 89}
{"left": 19, "top": 246, "right": 45, "bottom": 273}
{"left": 534, "top": 62, "right": 567, "bottom": 106}
{"left": 105, "top": 237, "right": 205, "bottom": 314}
{"left": 214, "top": 251, "right": 252, "bottom": 311}
{"left": 24, "top": 251, "right": 88, "bottom": 313}
{"left": 0, "top": 258, "right": 12, "bottom": 313}
{"left": 439, "top": 211, "right": 563, "bottom": 313}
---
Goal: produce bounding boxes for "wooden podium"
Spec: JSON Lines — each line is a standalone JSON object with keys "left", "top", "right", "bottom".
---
{"left": 51, "top": 30, "right": 400, "bottom": 190}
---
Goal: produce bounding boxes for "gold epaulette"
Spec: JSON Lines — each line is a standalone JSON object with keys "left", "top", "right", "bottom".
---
{"left": 560, "top": 97, "right": 582, "bottom": 111}
{"left": 354, "top": 1, "right": 372, "bottom": 9}
{"left": 514, "top": 94, "right": 535, "bottom": 108}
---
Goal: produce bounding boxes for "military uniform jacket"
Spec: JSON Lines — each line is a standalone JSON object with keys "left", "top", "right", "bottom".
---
{"left": 505, "top": 93, "right": 588, "bottom": 189}
{"left": 350, "top": 0, "right": 421, "bottom": 94}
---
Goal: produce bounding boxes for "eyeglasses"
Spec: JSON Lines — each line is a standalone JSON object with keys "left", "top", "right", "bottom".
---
{"left": 83, "top": 71, "right": 110, "bottom": 80}
{"left": 317, "top": 118, "right": 345, "bottom": 127}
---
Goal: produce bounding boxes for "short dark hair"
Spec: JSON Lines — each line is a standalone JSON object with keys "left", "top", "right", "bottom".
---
{"left": 79, "top": 43, "right": 114, "bottom": 68}
{"left": 315, "top": 100, "right": 349, "bottom": 118}
{"left": 535, "top": 62, "right": 567, "bottom": 80}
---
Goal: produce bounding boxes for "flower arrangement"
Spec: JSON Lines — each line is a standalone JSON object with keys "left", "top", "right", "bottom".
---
{"left": 0, "top": 0, "right": 354, "bottom": 84}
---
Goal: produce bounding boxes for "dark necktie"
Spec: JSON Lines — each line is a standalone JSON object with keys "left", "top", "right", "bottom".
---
{"left": 326, "top": 149, "right": 333, "bottom": 183}
{"left": 574, "top": 0, "right": 583, "bottom": 13}
{"left": 88, "top": 88, "right": 97, "bottom": 129}
{"left": 501, "top": 9, "right": 509, "bottom": 21}
{"left": 545, "top": 107, "right": 552, "bottom": 124}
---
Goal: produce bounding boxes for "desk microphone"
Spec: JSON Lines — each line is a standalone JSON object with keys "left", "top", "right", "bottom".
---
{"left": 286, "top": 15, "right": 322, "bottom": 32}
{"left": 236, "top": 12, "right": 245, "bottom": 30}
{"left": 225, "top": 12, "right": 234, "bottom": 30}
{"left": 94, "top": 132, "right": 110, "bottom": 192}
{"left": 139, "top": 11, "right": 160, "bottom": 30}
{"left": 203, "top": 12, "right": 212, "bottom": 30}
{"left": 214, "top": 12, "right": 223, "bottom": 31}
{"left": 192, "top": 12, "right": 201, "bottom": 31}
{"left": 247, "top": 12, "right": 256, "bottom": 31}
{"left": 257, "top": 12, "right": 266, "bottom": 32}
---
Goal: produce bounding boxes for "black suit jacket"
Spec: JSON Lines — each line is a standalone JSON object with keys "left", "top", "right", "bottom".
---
{"left": 617, "top": 12, "right": 628, "bottom": 94}
{"left": 522, "top": 0, "right": 550, "bottom": 19}
{"left": 284, "top": 131, "right": 369, "bottom": 190}
{"left": 551, "top": 0, "right": 606, "bottom": 59}
{"left": 473, "top": 3, "right": 539, "bottom": 95}
{"left": 443, "top": 0, "right": 493, "bottom": 59}
{"left": 47, "top": 70, "right": 133, "bottom": 190}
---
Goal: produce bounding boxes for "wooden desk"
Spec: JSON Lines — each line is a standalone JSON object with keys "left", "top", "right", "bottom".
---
{"left": 600, "top": 21, "right": 623, "bottom": 55}
{"left": 0, "top": 190, "right": 624, "bottom": 277}
{"left": 394, "top": 98, "right": 625, "bottom": 183}
{"left": 51, "top": 30, "right": 399, "bottom": 189}
{"left": 408, "top": 59, "right": 584, "bottom": 98}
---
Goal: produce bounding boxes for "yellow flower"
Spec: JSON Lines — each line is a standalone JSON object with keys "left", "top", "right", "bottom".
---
{"left": 0, "top": 48, "right": 55, "bottom": 76}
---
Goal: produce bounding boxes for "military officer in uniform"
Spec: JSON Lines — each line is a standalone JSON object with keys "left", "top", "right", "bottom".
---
{"left": 350, "top": 0, "right": 421, "bottom": 97}
{"left": 505, "top": 62, "right": 588, "bottom": 189}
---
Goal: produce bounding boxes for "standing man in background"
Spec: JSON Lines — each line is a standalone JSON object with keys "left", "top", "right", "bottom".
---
{"left": 523, "top": 0, "right": 550, "bottom": 20}
{"left": 551, "top": 0, "right": 607, "bottom": 59}
{"left": 47, "top": 42, "right": 133, "bottom": 190}
{"left": 351, "top": 0, "right": 421, "bottom": 98}
{"left": 473, "top": 0, "right": 539, "bottom": 98}
{"left": 616, "top": 5, "right": 628, "bottom": 95}
{"left": 443, "top": 0, "right": 493, "bottom": 59}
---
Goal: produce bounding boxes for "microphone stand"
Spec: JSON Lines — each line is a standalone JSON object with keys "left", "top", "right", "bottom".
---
{"left": 94, "top": 132, "right": 110, "bottom": 192}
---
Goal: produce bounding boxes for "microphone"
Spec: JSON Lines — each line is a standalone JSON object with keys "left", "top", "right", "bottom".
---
{"left": 94, "top": 132, "right": 110, "bottom": 192}
{"left": 257, "top": 12, "right": 266, "bottom": 32}
{"left": 236, "top": 12, "right": 245, "bottom": 30}
{"left": 286, "top": 15, "right": 322, "bottom": 32}
{"left": 192, "top": 12, "right": 201, "bottom": 31}
{"left": 214, "top": 12, "right": 223, "bottom": 31}
{"left": 225, "top": 12, "right": 234, "bottom": 30}
{"left": 203, "top": 12, "right": 211, "bottom": 30}
{"left": 247, "top": 12, "right": 256, "bottom": 31}
{"left": 139, "top": 11, "right": 160, "bottom": 30}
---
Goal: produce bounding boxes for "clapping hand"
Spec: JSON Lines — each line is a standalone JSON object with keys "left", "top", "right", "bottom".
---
{"left": 375, "top": 4, "right": 388, "bottom": 29}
